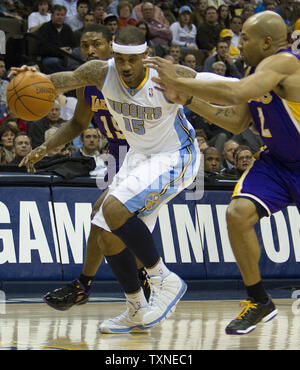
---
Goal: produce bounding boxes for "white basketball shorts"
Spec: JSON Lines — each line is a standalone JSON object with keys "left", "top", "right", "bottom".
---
{"left": 92, "top": 142, "right": 201, "bottom": 232}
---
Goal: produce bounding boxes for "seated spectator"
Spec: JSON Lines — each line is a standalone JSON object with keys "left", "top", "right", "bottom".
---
{"left": 195, "top": 128, "right": 209, "bottom": 152}
{"left": 203, "top": 40, "right": 242, "bottom": 78}
{"left": 27, "top": 101, "right": 65, "bottom": 148}
{"left": 27, "top": 0, "right": 51, "bottom": 33}
{"left": 141, "top": 1, "right": 172, "bottom": 49}
{"left": 52, "top": 0, "right": 78, "bottom": 21}
{"left": 208, "top": 0, "right": 225, "bottom": 9}
{"left": 210, "top": 29, "right": 240, "bottom": 58}
{"left": 203, "top": 146, "right": 222, "bottom": 175}
{"left": 9, "top": 133, "right": 32, "bottom": 164}
{"left": 240, "top": 4, "right": 255, "bottom": 22}
{"left": 72, "top": 127, "right": 103, "bottom": 166}
{"left": 136, "top": 20, "right": 156, "bottom": 51}
{"left": 104, "top": 13, "right": 118, "bottom": 37}
{"left": 66, "top": 0, "right": 89, "bottom": 31}
{"left": 212, "top": 60, "right": 226, "bottom": 75}
{"left": 222, "top": 139, "right": 239, "bottom": 171}
{"left": 74, "top": 12, "right": 96, "bottom": 47}
{"left": 0, "top": 57, "right": 9, "bottom": 118}
{"left": 93, "top": 1, "right": 107, "bottom": 24}
{"left": 0, "top": 109, "right": 27, "bottom": 132}
{"left": 232, "top": 145, "right": 253, "bottom": 176}
{"left": 182, "top": 53, "right": 197, "bottom": 70}
{"left": 229, "top": 15, "right": 243, "bottom": 48}
{"left": 193, "top": 0, "right": 208, "bottom": 28}
{"left": 280, "top": 0, "right": 300, "bottom": 24}
{"left": 0, "top": 122, "right": 19, "bottom": 164}
{"left": 217, "top": 4, "right": 231, "bottom": 28}
{"left": 117, "top": 1, "right": 137, "bottom": 29}
{"left": 44, "top": 126, "right": 69, "bottom": 156}
{"left": 168, "top": 44, "right": 182, "bottom": 64}
{"left": 170, "top": 5, "right": 198, "bottom": 50}
{"left": 134, "top": 0, "right": 170, "bottom": 27}
{"left": 196, "top": 6, "right": 223, "bottom": 51}
{"left": 37, "top": 4, "right": 77, "bottom": 73}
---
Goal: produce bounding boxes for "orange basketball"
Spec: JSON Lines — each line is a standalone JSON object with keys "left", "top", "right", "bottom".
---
{"left": 6, "top": 71, "right": 56, "bottom": 121}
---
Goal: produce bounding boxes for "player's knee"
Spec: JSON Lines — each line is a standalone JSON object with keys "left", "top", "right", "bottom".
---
{"left": 226, "top": 198, "right": 258, "bottom": 230}
{"left": 102, "top": 196, "right": 132, "bottom": 230}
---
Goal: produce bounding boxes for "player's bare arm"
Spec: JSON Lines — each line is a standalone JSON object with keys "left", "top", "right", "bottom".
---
{"left": 19, "top": 88, "right": 94, "bottom": 172}
{"left": 50, "top": 60, "right": 108, "bottom": 93}
{"left": 146, "top": 53, "right": 300, "bottom": 105}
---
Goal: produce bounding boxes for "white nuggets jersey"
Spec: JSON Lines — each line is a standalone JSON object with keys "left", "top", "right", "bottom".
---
{"left": 101, "top": 58, "right": 195, "bottom": 154}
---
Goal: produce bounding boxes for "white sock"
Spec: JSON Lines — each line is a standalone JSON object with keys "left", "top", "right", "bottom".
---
{"left": 145, "top": 258, "right": 170, "bottom": 278}
{"left": 125, "top": 288, "right": 147, "bottom": 308}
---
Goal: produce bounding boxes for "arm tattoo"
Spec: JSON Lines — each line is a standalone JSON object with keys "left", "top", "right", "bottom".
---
{"left": 175, "top": 64, "right": 197, "bottom": 78}
{"left": 215, "top": 107, "right": 237, "bottom": 117}
{"left": 50, "top": 60, "right": 108, "bottom": 92}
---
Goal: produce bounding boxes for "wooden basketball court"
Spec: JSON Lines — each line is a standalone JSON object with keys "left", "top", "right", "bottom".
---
{"left": 0, "top": 298, "right": 299, "bottom": 350}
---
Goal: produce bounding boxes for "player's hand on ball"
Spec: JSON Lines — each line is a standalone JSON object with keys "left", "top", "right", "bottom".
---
{"left": 19, "top": 144, "right": 47, "bottom": 173}
{"left": 8, "top": 65, "right": 38, "bottom": 79}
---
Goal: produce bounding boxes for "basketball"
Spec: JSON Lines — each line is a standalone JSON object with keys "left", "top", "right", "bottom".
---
{"left": 6, "top": 71, "right": 56, "bottom": 121}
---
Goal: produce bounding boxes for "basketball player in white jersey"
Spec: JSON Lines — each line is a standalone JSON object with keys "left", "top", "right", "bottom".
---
{"left": 13, "top": 26, "right": 201, "bottom": 333}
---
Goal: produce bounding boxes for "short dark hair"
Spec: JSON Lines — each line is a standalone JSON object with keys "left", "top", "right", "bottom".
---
{"left": 52, "top": 4, "right": 67, "bottom": 14}
{"left": 234, "top": 145, "right": 253, "bottom": 162}
{"left": 14, "top": 132, "right": 32, "bottom": 146}
{"left": 81, "top": 24, "right": 112, "bottom": 42}
{"left": 77, "top": 0, "right": 89, "bottom": 8}
{"left": 114, "top": 26, "right": 145, "bottom": 45}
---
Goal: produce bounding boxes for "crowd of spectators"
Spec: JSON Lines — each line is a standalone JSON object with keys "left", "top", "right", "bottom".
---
{"left": 0, "top": 0, "right": 300, "bottom": 182}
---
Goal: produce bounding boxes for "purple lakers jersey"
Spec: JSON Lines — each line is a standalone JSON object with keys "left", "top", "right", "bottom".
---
{"left": 84, "top": 85, "right": 129, "bottom": 171}
{"left": 248, "top": 49, "right": 300, "bottom": 170}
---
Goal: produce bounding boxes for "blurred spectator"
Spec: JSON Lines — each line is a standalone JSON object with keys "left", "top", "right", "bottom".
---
{"left": 217, "top": 4, "right": 231, "bottom": 28}
{"left": 168, "top": 44, "right": 181, "bottom": 64}
{"left": 211, "top": 60, "right": 226, "bottom": 75}
{"left": 93, "top": 1, "right": 108, "bottom": 24}
{"left": 27, "top": 101, "right": 65, "bottom": 148}
{"left": 0, "top": 57, "right": 9, "bottom": 118}
{"left": 44, "top": 126, "right": 68, "bottom": 156}
{"left": 192, "top": 0, "right": 208, "bottom": 27}
{"left": 203, "top": 146, "right": 222, "bottom": 174}
{"left": 203, "top": 40, "right": 242, "bottom": 78}
{"left": 66, "top": 0, "right": 89, "bottom": 31}
{"left": 182, "top": 53, "right": 197, "bottom": 70}
{"left": 232, "top": 123, "right": 264, "bottom": 154}
{"left": 72, "top": 127, "right": 106, "bottom": 175}
{"left": 233, "top": 145, "right": 253, "bottom": 175}
{"left": 141, "top": 1, "right": 172, "bottom": 48}
{"left": 134, "top": 0, "right": 170, "bottom": 27}
{"left": 0, "top": 109, "right": 27, "bottom": 132}
{"left": 136, "top": 20, "right": 156, "bottom": 51}
{"left": 195, "top": 128, "right": 209, "bottom": 152}
{"left": 163, "top": 54, "right": 175, "bottom": 63}
{"left": 117, "top": 1, "right": 137, "bottom": 29}
{"left": 240, "top": 4, "right": 255, "bottom": 22}
{"left": 196, "top": 6, "right": 223, "bottom": 51}
{"left": 230, "top": 15, "right": 242, "bottom": 48}
{"left": 0, "top": 122, "right": 19, "bottom": 164}
{"left": 74, "top": 12, "right": 96, "bottom": 47}
{"left": 207, "top": 0, "right": 225, "bottom": 9}
{"left": 27, "top": 0, "right": 51, "bottom": 32}
{"left": 209, "top": 28, "right": 240, "bottom": 57}
{"left": 10, "top": 133, "right": 32, "bottom": 164}
{"left": 104, "top": 13, "right": 118, "bottom": 37}
{"left": 52, "top": 0, "right": 78, "bottom": 21}
{"left": 280, "top": 0, "right": 300, "bottom": 24}
{"left": 222, "top": 139, "right": 239, "bottom": 171}
{"left": 170, "top": 5, "right": 198, "bottom": 50}
{"left": 37, "top": 4, "right": 77, "bottom": 73}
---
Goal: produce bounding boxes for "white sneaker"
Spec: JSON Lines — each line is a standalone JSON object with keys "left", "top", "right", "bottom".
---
{"left": 99, "top": 300, "right": 152, "bottom": 334}
{"left": 143, "top": 272, "right": 187, "bottom": 327}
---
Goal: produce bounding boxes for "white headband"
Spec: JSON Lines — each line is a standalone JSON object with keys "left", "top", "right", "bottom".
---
{"left": 112, "top": 41, "right": 147, "bottom": 54}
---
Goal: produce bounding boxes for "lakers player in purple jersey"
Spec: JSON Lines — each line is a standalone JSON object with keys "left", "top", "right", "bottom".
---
{"left": 17, "top": 24, "right": 149, "bottom": 311}
{"left": 145, "top": 11, "right": 300, "bottom": 334}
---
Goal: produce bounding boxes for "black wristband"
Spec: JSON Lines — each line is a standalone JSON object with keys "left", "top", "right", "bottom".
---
{"left": 185, "top": 96, "right": 193, "bottom": 106}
